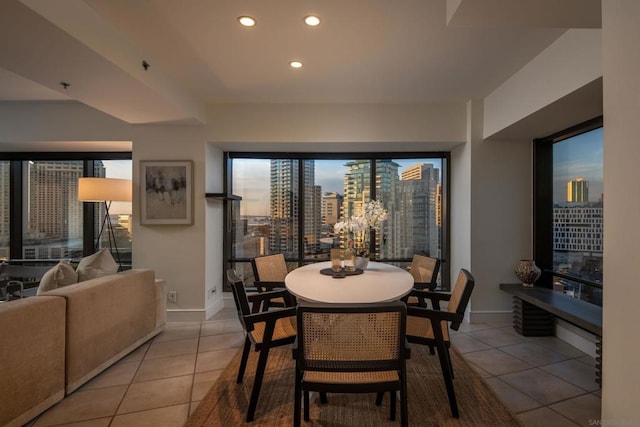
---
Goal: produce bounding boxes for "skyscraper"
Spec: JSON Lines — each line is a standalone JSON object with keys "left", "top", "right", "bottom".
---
{"left": 567, "top": 178, "right": 589, "bottom": 202}
{"left": 322, "top": 192, "right": 343, "bottom": 225}
{"left": 398, "top": 163, "right": 440, "bottom": 258}
{"left": 269, "top": 160, "right": 318, "bottom": 257}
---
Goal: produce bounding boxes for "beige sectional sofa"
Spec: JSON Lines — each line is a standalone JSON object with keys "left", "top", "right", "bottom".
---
{"left": 0, "top": 268, "right": 166, "bottom": 427}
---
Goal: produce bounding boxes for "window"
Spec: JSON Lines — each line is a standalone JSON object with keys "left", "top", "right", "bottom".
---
{"left": 225, "top": 153, "right": 449, "bottom": 289}
{"left": 0, "top": 154, "right": 131, "bottom": 265}
{"left": 534, "top": 118, "right": 603, "bottom": 306}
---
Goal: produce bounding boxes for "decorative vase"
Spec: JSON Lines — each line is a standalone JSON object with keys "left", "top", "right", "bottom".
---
{"left": 514, "top": 259, "right": 541, "bottom": 287}
{"left": 343, "top": 240, "right": 356, "bottom": 272}
{"left": 354, "top": 256, "right": 369, "bottom": 270}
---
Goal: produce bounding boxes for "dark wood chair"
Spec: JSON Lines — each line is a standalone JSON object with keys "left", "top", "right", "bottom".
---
{"left": 225, "top": 269, "right": 297, "bottom": 422}
{"left": 403, "top": 254, "right": 441, "bottom": 307}
{"left": 404, "top": 268, "right": 475, "bottom": 418}
{"left": 293, "top": 302, "right": 409, "bottom": 427}
{"left": 251, "top": 254, "right": 291, "bottom": 310}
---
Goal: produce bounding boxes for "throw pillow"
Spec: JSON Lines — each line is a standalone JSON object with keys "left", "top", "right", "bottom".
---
{"left": 36, "top": 260, "right": 79, "bottom": 295}
{"left": 76, "top": 248, "right": 119, "bottom": 282}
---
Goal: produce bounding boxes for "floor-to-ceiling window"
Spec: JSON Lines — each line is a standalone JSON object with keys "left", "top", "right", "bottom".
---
{"left": 0, "top": 154, "right": 132, "bottom": 266}
{"left": 534, "top": 117, "right": 603, "bottom": 306}
{"left": 225, "top": 152, "right": 450, "bottom": 290}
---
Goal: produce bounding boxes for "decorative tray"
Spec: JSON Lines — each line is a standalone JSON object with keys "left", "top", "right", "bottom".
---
{"left": 319, "top": 268, "right": 364, "bottom": 279}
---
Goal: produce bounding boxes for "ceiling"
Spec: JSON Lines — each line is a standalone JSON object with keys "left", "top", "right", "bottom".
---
{"left": 0, "top": 0, "right": 601, "bottom": 126}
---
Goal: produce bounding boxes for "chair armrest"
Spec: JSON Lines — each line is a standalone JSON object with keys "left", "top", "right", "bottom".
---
{"left": 243, "top": 306, "right": 297, "bottom": 326}
{"left": 408, "top": 289, "right": 451, "bottom": 310}
{"left": 413, "top": 281, "right": 437, "bottom": 291}
{"left": 247, "top": 289, "right": 290, "bottom": 304}
{"left": 254, "top": 280, "right": 286, "bottom": 291}
{"left": 407, "top": 306, "right": 462, "bottom": 324}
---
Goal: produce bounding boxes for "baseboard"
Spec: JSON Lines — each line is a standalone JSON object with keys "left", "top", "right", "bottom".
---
{"left": 205, "top": 298, "right": 225, "bottom": 320}
{"left": 468, "top": 310, "right": 513, "bottom": 324}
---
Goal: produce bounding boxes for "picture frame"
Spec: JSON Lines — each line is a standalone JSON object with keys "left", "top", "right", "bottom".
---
{"left": 140, "top": 160, "right": 193, "bottom": 225}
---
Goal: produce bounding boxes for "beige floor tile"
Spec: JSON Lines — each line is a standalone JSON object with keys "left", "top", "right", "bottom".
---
{"left": 118, "top": 375, "right": 192, "bottom": 414}
{"left": 467, "top": 327, "right": 530, "bottom": 348}
{"left": 145, "top": 337, "right": 199, "bottom": 360}
{"left": 189, "top": 401, "right": 201, "bottom": 415}
{"left": 191, "top": 369, "right": 224, "bottom": 401}
{"left": 40, "top": 418, "right": 112, "bottom": 427}
{"left": 81, "top": 361, "right": 140, "bottom": 391}
{"left": 33, "top": 386, "right": 127, "bottom": 426}
{"left": 484, "top": 377, "right": 543, "bottom": 414}
{"left": 540, "top": 359, "right": 600, "bottom": 392}
{"left": 499, "top": 341, "right": 573, "bottom": 366}
{"left": 499, "top": 368, "right": 586, "bottom": 405}
{"left": 517, "top": 407, "right": 581, "bottom": 427}
{"left": 119, "top": 342, "right": 149, "bottom": 363}
{"left": 195, "top": 347, "right": 240, "bottom": 373}
{"left": 208, "top": 306, "right": 239, "bottom": 321}
{"left": 134, "top": 353, "right": 196, "bottom": 383}
{"left": 454, "top": 321, "right": 495, "bottom": 333}
{"left": 153, "top": 324, "right": 201, "bottom": 343}
{"left": 111, "top": 403, "right": 189, "bottom": 427}
{"left": 576, "top": 355, "right": 597, "bottom": 367}
{"left": 464, "top": 360, "right": 493, "bottom": 378}
{"left": 534, "top": 336, "right": 589, "bottom": 358}
{"left": 550, "top": 393, "right": 601, "bottom": 426}
{"left": 461, "top": 348, "right": 532, "bottom": 376}
{"left": 198, "top": 331, "right": 245, "bottom": 352}
{"left": 450, "top": 333, "right": 493, "bottom": 353}
{"left": 200, "top": 319, "right": 243, "bottom": 336}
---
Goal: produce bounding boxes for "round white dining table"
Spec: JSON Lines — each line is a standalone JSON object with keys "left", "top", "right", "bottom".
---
{"left": 285, "top": 261, "right": 413, "bottom": 304}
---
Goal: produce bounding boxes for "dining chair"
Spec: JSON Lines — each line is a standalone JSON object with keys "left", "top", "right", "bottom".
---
{"left": 293, "top": 302, "right": 409, "bottom": 427}
{"left": 251, "top": 253, "right": 291, "bottom": 310}
{"left": 225, "top": 269, "right": 297, "bottom": 422}
{"left": 403, "top": 254, "right": 440, "bottom": 307}
{"left": 404, "top": 268, "right": 475, "bottom": 418}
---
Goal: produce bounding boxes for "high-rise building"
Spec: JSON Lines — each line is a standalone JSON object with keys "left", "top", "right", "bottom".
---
{"left": 342, "top": 160, "right": 399, "bottom": 258}
{"left": 322, "top": 192, "right": 343, "bottom": 225}
{"left": 567, "top": 178, "right": 589, "bottom": 202}
{"left": 397, "top": 163, "right": 440, "bottom": 258}
{"left": 269, "top": 160, "right": 318, "bottom": 257}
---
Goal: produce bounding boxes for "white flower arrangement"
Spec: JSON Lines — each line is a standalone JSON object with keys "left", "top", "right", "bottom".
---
{"left": 334, "top": 200, "right": 388, "bottom": 257}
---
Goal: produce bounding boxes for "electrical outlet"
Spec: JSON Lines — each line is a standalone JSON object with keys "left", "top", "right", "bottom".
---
{"left": 167, "top": 290, "right": 177, "bottom": 303}
{"left": 209, "top": 287, "right": 217, "bottom": 299}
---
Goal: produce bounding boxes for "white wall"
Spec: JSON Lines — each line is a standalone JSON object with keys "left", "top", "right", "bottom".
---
{"left": 484, "top": 29, "right": 602, "bottom": 140}
{"left": 601, "top": 1, "right": 640, "bottom": 422}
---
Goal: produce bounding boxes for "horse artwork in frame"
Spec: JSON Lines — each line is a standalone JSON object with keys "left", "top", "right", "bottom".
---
{"left": 141, "top": 160, "right": 193, "bottom": 225}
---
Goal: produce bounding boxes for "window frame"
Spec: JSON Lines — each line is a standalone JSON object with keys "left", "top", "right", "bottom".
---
{"left": 533, "top": 116, "right": 603, "bottom": 289}
{"left": 1, "top": 152, "right": 131, "bottom": 261}
{"left": 224, "top": 151, "right": 451, "bottom": 289}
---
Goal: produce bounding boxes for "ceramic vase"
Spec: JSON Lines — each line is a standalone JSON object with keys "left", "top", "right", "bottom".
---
{"left": 514, "top": 259, "right": 541, "bottom": 287}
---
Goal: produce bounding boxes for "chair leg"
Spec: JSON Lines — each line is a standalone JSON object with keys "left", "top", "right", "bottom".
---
{"left": 447, "top": 346, "right": 455, "bottom": 380}
{"left": 390, "top": 390, "right": 397, "bottom": 421}
{"left": 320, "top": 392, "right": 328, "bottom": 404}
{"left": 435, "top": 338, "right": 459, "bottom": 418}
{"left": 246, "top": 344, "right": 271, "bottom": 422}
{"left": 375, "top": 391, "right": 384, "bottom": 406}
{"left": 237, "top": 336, "right": 252, "bottom": 384}
{"left": 304, "top": 391, "right": 310, "bottom": 421}
{"left": 429, "top": 345, "right": 435, "bottom": 355}
{"left": 401, "top": 371, "right": 408, "bottom": 427}
{"left": 294, "top": 371, "right": 302, "bottom": 427}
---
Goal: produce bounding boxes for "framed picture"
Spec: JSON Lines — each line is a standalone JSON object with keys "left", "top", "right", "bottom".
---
{"left": 140, "top": 160, "right": 193, "bottom": 225}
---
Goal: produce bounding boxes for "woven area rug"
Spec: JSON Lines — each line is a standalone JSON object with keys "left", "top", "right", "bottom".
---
{"left": 186, "top": 343, "right": 519, "bottom": 426}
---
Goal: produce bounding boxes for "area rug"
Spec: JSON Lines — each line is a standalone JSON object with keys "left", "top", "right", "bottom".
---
{"left": 186, "top": 343, "right": 519, "bottom": 426}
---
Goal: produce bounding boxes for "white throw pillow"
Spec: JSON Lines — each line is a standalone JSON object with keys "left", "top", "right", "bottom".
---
{"left": 76, "top": 248, "right": 119, "bottom": 282}
{"left": 36, "top": 260, "right": 79, "bottom": 295}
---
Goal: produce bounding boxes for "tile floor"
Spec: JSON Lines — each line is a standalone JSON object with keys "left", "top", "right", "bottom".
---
{"left": 26, "top": 299, "right": 601, "bottom": 427}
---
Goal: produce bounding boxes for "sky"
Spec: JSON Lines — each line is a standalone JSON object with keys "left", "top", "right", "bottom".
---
{"left": 233, "top": 158, "right": 442, "bottom": 216}
{"left": 102, "top": 160, "right": 132, "bottom": 215}
{"left": 553, "top": 127, "right": 603, "bottom": 203}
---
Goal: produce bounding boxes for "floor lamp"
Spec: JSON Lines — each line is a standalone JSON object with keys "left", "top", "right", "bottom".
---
{"left": 78, "top": 177, "right": 132, "bottom": 270}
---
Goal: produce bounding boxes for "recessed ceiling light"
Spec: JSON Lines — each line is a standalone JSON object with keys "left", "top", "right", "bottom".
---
{"left": 289, "top": 61, "right": 303, "bottom": 69}
{"left": 238, "top": 16, "right": 256, "bottom": 27}
{"left": 304, "top": 15, "right": 321, "bottom": 26}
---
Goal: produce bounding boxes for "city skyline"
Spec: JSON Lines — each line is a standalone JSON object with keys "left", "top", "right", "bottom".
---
{"left": 234, "top": 158, "right": 442, "bottom": 216}
{"left": 553, "top": 127, "right": 603, "bottom": 203}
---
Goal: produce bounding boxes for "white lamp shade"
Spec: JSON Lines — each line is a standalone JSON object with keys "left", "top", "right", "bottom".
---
{"left": 78, "top": 177, "right": 132, "bottom": 202}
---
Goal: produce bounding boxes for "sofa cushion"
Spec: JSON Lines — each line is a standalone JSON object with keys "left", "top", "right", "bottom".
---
{"left": 76, "top": 249, "right": 118, "bottom": 282}
{"left": 36, "top": 261, "right": 78, "bottom": 295}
